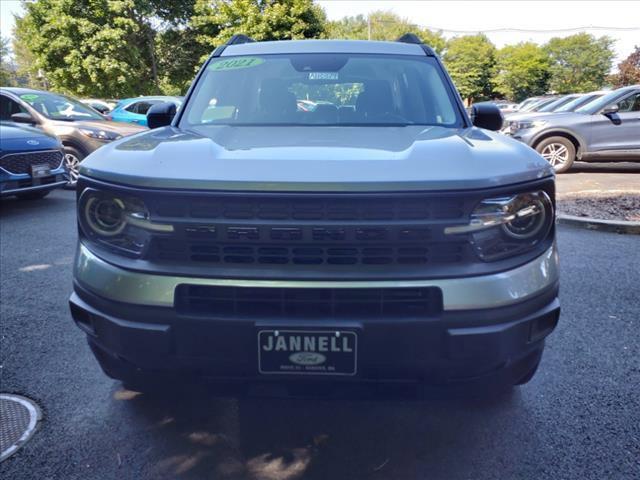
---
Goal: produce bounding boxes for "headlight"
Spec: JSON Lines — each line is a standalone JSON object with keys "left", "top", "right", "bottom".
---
{"left": 510, "top": 120, "right": 546, "bottom": 133}
{"left": 79, "top": 127, "right": 122, "bottom": 141}
{"left": 445, "top": 190, "right": 553, "bottom": 261}
{"left": 79, "top": 189, "right": 172, "bottom": 257}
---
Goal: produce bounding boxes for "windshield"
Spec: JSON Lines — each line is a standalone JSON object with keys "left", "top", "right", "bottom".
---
{"left": 538, "top": 96, "right": 577, "bottom": 112}
{"left": 181, "top": 54, "right": 462, "bottom": 127}
{"left": 575, "top": 89, "right": 624, "bottom": 114}
{"left": 555, "top": 94, "right": 601, "bottom": 112}
{"left": 18, "top": 92, "right": 104, "bottom": 121}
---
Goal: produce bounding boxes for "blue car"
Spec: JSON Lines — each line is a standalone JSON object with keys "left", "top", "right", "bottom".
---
{"left": 109, "top": 96, "right": 182, "bottom": 127}
{"left": 0, "top": 122, "right": 67, "bottom": 199}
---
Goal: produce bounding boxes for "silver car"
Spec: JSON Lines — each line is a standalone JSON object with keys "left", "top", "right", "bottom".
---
{"left": 505, "top": 86, "right": 640, "bottom": 172}
{"left": 69, "top": 34, "right": 560, "bottom": 394}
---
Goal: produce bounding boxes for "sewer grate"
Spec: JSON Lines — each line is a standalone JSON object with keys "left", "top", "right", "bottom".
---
{"left": 0, "top": 394, "right": 42, "bottom": 462}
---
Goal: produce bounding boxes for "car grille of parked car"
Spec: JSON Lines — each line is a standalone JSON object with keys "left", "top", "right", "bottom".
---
{"left": 0, "top": 150, "right": 64, "bottom": 175}
{"left": 175, "top": 284, "right": 443, "bottom": 318}
{"left": 144, "top": 193, "right": 477, "bottom": 271}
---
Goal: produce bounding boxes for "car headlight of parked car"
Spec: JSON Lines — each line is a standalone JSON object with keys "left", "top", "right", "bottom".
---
{"left": 78, "top": 189, "right": 173, "bottom": 257}
{"left": 79, "top": 127, "right": 122, "bottom": 141}
{"left": 445, "top": 190, "right": 554, "bottom": 261}
{"left": 509, "top": 120, "right": 547, "bottom": 134}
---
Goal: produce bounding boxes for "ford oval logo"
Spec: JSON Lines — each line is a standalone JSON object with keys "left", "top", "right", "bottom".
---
{"left": 289, "top": 352, "right": 326, "bottom": 366}
{"left": 26, "top": 140, "right": 40, "bottom": 146}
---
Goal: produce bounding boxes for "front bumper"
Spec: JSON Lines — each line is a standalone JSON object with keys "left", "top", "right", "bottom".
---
{"left": 0, "top": 172, "right": 67, "bottom": 196}
{"left": 70, "top": 243, "right": 560, "bottom": 387}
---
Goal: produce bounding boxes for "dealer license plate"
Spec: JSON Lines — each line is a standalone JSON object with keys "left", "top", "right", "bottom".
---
{"left": 258, "top": 330, "right": 357, "bottom": 376}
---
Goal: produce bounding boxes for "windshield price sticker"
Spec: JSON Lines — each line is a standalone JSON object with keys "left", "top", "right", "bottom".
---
{"left": 209, "top": 57, "right": 264, "bottom": 71}
{"left": 308, "top": 72, "right": 339, "bottom": 80}
{"left": 20, "top": 94, "right": 40, "bottom": 101}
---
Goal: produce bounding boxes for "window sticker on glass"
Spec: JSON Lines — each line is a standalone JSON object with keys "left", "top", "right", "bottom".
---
{"left": 20, "top": 94, "right": 40, "bottom": 102}
{"left": 209, "top": 57, "right": 264, "bottom": 71}
{"left": 308, "top": 72, "right": 339, "bottom": 81}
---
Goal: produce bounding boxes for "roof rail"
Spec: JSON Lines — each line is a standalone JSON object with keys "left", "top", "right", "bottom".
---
{"left": 226, "top": 34, "right": 256, "bottom": 46}
{"left": 395, "top": 33, "right": 436, "bottom": 57}
{"left": 211, "top": 34, "right": 256, "bottom": 57}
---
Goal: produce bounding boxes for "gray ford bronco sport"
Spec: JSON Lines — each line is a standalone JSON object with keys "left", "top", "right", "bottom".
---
{"left": 69, "top": 34, "right": 560, "bottom": 393}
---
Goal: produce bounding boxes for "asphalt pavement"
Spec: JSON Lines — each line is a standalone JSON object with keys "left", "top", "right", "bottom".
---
{"left": 1, "top": 189, "right": 639, "bottom": 480}
{"left": 556, "top": 161, "right": 640, "bottom": 196}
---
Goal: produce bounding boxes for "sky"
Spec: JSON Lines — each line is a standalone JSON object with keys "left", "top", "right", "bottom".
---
{"left": 2, "top": 0, "right": 639, "bottom": 69}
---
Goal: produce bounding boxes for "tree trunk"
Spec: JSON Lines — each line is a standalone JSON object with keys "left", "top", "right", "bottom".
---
{"left": 146, "top": 29, "right": 159, "bottom": 94}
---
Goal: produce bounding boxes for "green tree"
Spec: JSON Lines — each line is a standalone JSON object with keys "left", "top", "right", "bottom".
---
{"left": 191, "top": 0, "right": 326, "bottom": 60}
{"left": 326, "top": 11, "right": 446, "bottom": 55}
{"left": 0, "top": 37, "right": 14, "bottom": 86}
{"left": 15, "top": 0, "right": 200, "bottom": 97}
{"left": 443, "top": 34, "right": 496, "bottom": 104}
{"left": 545, "top": 33, "right": 615, "bottom": 93}
{"left": 609, "top": 46, "right": 640, "bottom": 88}
{"left": 493, "top": 42, "right": 551, "bottom": 101}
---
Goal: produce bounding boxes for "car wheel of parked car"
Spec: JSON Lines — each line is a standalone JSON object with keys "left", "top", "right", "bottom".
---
{"left": 16, "top": 190, "right": 51, "bottom": 200}
{"left": 63, "top": 147, "right": 85, "bottom": 189}
{"left": 536, "top": 137, "right": 575, "bottom": 173}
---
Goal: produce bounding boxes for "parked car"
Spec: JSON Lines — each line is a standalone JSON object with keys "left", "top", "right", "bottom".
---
{"left": 0, "top": 88, "right": 145, "bottom": 187}
{"left": 69, "top": 34, "right": 560, "bottom": 394}
{"left": 0, "top": 122, "right": 66, "bottom": 199}
{"left": 514, "top": 96, "right": 545, "bottom": 111}
{"left": 109, "top": 96, "right": 182, "bottom": 126}
{"left": 80, "top": 99, "right": 115, "bottom": 114}
{"left": 536, "top": 94, "right": 582, "bottom": 113}
{"left": 501, "top": 91, "right": 609, "bottom": 135}
{"left": 504, "top": 85, "right": 640, "bottom": 172}
{"left": 493, "top": 101, "right": 518, "bottom": 114}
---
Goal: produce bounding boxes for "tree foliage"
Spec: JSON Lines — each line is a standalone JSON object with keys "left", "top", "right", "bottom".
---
{"left": 545, "top": 33, "right": 615, "bottom": 93}
{"left": 493, "top": 42, "right": 550, "bottom": 101}
{"left": 0, "top": 37, "right": 14, "bottom": 86}
{"left": 326, "top": 11, "right": 446, "bottom": 55}
{"left": 443, "top": 34, "right": 496, "bottom": 103}
{"left": 14, "top": 0, "right": 203, "bottom": 97}
{"left": 609, "top": 46, "right": 640, "bottom": 88}
{"left": 192, "top": 0, "right": 326, "bottom": 58}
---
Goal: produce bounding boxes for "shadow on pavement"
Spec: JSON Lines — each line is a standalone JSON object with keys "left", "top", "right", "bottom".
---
{"left": 567, "top": 162, "right": 640, "bottom": 174}
{"left": 0, "top": 190, "right": 75, "bottom": 220}
{"left": 109, "top": 383, "right": 524, "bottom": 480}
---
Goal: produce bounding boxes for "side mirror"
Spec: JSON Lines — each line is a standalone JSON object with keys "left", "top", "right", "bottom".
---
{"left": 11, "top": 112, "right": 37, "bottom": 125}
{"left": 147, "top": 102, "right": 177, "bottom": 129}
{"left": 601, "top": 104, "right": 619, "bottom": 116}
{"left": 93, "top": 105, "right": 110, "bottom": 114}
{"left": 470, "top": 102, "right": 503, "bottom": 131}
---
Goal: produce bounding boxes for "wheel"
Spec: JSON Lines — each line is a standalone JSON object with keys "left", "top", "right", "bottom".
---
{"left": 16, "top": 190, "right": 51, "bottom": 200}
{"left": 63, "top": 146, "right": 85, "bottom": 189}
{"left": 535, "top": 136, "right": 576, "bottom": 173}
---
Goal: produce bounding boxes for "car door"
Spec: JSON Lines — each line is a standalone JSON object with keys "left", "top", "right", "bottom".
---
{"left": 588, "top": 91, "right": 640, "bottom": 154}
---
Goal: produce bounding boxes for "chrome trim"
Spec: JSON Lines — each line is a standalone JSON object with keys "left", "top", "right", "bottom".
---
{"left": 0, "top": 149, "right": 64, "bottom": 175}
{"left": 74, "top": 243, "right": 559, "bottom": 311}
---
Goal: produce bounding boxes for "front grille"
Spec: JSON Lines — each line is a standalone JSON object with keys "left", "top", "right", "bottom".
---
{"left": 176, "top": 285, "right": 443, "bottom": 319}
{"left": 141, "top": 191, "right": 477, "bottom": 274}
{"left": 155, "top": 197, "right": 466, "bottom": 221}
{"left": 0, "top": 150, "right": 63, "bottom": 175}
{"left": 152, "top": 239, "right": 466, "bottom": 266}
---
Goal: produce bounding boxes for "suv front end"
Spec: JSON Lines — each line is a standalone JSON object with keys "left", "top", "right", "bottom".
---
{"left": 69, "top": 36, "right": 560, "bottom": 393}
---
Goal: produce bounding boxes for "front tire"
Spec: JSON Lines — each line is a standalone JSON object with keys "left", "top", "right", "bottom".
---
{"left": 536, "top": 136, "right": 576, "bottom": 173}
{"left": 63, "top": 146, "right": 85, "bottom": 189}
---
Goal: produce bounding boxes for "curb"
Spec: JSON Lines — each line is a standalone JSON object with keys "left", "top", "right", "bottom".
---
{"left": 557, "top": 215, "right": 640, "bottom": 235}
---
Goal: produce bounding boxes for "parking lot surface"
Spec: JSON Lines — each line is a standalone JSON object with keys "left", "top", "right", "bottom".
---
{"left": 556, "top": 161, "right": 640, "bottom": 196}
{"left": 1, "top": 189, "right": 639, "bottom": 480}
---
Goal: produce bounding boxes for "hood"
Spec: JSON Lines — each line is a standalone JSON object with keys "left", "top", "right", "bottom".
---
{"left": 0, "top": 122, "right": 61, "bottom": 153}
{"left": 50, "top": 119, "right": 146, "bottom": 135}
{"left": 80, "top": 125, "right": 553, "bottom": 192}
